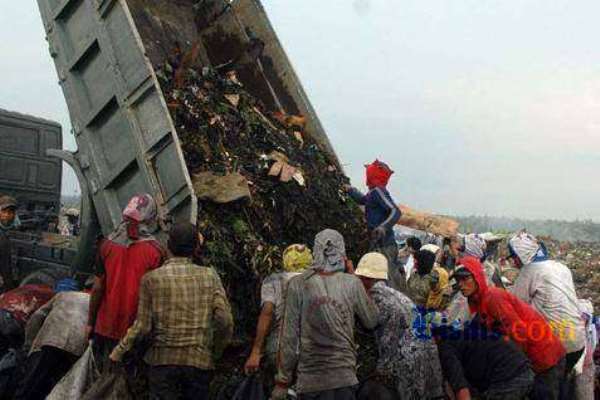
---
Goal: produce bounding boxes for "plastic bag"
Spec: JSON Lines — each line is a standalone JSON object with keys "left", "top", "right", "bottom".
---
{"left": 47, "top": 345, "right": 99, "bottom": 400}
{"left": 232, "top": 376, "right": 265, "bottom": 400}
{"left": 81, "top": 369, "right": 132, "bottom": 400}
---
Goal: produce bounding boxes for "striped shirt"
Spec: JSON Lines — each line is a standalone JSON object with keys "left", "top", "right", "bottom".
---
{"left": 111, "top": 257, "right": 234, "bottom": 369}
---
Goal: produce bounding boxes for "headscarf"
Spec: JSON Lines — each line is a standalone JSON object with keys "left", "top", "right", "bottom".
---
{"left": 283, "top": 244, "right": 313, "bottom": 272}
{"left": 108, "top": 194, "right": 158, "bottom": 247}
{"left": 508, "top": 231, "right": 548, "bottom": 265}
{"left": 311, "top": 229, "right": 346, "bottom": 273}
{"left": 365, "top": 159, "right": 393, "bottom": 189}
{"left": 463, "top": 234, "right": 487, "bottom": 261}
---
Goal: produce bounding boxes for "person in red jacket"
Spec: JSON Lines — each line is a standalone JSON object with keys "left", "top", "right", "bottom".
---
{"left": 452, "top": 256, "right": 565, "bottom": 400}
{"left": 87, "top": 194, "right": 165, "bottom": 372}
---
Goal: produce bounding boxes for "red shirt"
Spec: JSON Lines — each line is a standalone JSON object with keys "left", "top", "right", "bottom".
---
{"left": 94, "top": 239, "right": 164, "bottom": 340}
{"left": 0, "top": 284, "right": 54, "bottom": 325}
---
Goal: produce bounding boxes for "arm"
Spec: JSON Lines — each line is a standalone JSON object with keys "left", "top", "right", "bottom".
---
{"left": 87, "top": 276, "right": 105, "bottom": 337}
{"left": 347, "top": 187, "right": 367, "bottom": 205}
{"left": 24, "top": 296, "right": 55, "bottom": 351}
{"left": 212, "top": 272, "right": 234, "bottom": 359}
{"left": 438, "top": 340, "right": 470, "bottom": 394}
{"left": 87, "top": 243, "right": 107, "bottom": 337}
{"left": 354, "top": 279, "right": 379, "bottom": 329}
{"left": 245, "top": 302, "right": 274, "bottom": 373}
{"left": 510, "top": 268, "right": 533, "bottom": 303}
{"left": 110, "top": 276, "right": 153, "bottom": 361}
{"left": 275, "top": 277, "right": 302, "bottom": 386}
{"left": 372, "top": 188, "right": 401, "bottom": 231}
{"left": 486, "top": 297, "right": 530, "bottom": 352}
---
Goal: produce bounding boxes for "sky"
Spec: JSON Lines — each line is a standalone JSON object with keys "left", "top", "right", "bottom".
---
{"left": 1, "top": 1, "right": 600, "bottom": 220}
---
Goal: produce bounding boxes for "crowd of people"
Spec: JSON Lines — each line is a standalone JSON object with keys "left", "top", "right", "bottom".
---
{"left": 0, "top": 159, "right": 595, "bottom": 400}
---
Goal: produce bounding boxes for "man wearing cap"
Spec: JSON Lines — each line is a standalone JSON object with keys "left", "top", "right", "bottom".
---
{"left": 0, "top": 195, "right": 18, "bottom": 291}
{"left": 355, "top": 252, "right": 444, "bottom": 399}
{"left": 111, "top": 221, "right": 233, "bottom": 399}
{"left": 346, "top": 160, "right": 403, "bottom": 291}
{"left": 508, "top": 231, "right": 586, "bottom": 398}
{"left": 453, "top": 256, "right": 565, "bottom": 400}
{"left": 244, "top": 244, "right": 313, "bottom": 382}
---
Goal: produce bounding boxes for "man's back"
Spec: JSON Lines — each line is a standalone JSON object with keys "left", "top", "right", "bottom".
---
{"left": 512, "top": 260, "right": 585, "bottom": 353}
{"left": 279, "top": 270, "right": 378, "bottom": 393}
{"left": 95, "top": 238, "right": 163, "bottom": 340}
{"left": 141, "top": 257, "right": 233, "bottom": 370}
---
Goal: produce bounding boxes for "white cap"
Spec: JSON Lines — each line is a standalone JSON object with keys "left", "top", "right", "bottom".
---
{"left": 420, "top": 243, "right": 440, "bottom": 255}
{"left": 355, "top": 252, "right": 388, "bottom": 280}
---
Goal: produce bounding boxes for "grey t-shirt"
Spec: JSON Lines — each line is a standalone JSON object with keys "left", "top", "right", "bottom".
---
{"left": 261, "top": 272, "right": 300, "bottom": 355}
{"left": 277, "top": 270, "right": 378, "bottom": 393}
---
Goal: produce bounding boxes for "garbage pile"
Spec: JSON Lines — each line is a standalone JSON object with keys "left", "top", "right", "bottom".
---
{"left": 156, "top": 51, "right": 370, "bottom": 384}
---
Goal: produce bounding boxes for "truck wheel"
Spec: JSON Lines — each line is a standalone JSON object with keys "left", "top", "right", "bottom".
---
{"left": 19, "top": 268, "right": 70, "bottom": 288}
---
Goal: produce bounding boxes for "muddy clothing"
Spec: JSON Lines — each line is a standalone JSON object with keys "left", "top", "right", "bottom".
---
{"left": 512, "top": 260, "right": 586, "bottom": 354}
{"left": 406, "top": 266, "right": 450, "bottom": 310}
{"left": 0, "top": 231, "right": 14, "bottom": 291}
{"left": 94, "top": 238, "right": 164, "bottom": 340}
{"left": 148, "top": 365, "right": 211, "bottom": 400}
{"left": 25, "top": 291, "right": 89, "bottom": 356}
{"left": 15, "top": 346, "right": 77, "bottom": 400}
{"left": 371, "top": 281, "right": 444, "bottom": 399}
{"left": 277, "top": 270, "right": 378, "bottom": 394}
{"left": 112, "top": 257, "right": 234, "bottom": 370}
{"left": 438, "top": 322, "right": 533, "bottom": 397}
{"left": 261, "top": 271, "right": 300, "bottom": 357}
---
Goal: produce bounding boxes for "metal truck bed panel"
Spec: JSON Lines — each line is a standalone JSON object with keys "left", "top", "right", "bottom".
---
{"left": 37, "top": 0, "right": 195, "bottom": 235}
{"left": 0, "top": 109, "right": 62, "bottom": 211}
{"left": 38, "top": 0, "right": 336, "bottom": 235}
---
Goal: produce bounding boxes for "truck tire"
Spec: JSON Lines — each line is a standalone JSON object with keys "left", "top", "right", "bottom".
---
{"left": 19, "top": 267, "right": 70, "bottom": 288}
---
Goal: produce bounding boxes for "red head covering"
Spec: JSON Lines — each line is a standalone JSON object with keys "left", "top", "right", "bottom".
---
{"left": 365, "top": 159, "right": 393, "bottom": 189}
{"left": 456, "top": 256, "right": 489, "bottom": 313}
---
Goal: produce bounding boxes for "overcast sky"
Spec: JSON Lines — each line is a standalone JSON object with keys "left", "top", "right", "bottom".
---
{"left": 2, "top": 1, "right": 600, "bottom": 220}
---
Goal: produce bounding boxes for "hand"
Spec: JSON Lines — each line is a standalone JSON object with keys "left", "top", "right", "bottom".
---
{"left": 342, "top": 184, "right": 352, "bottom": 193}
{"left": 109, "top": 350, "right": 121, "bottom": 363}
{"left": 456, "top": 387, "right": 471, "bottom": 400}
{"left": 271, "top": 384, "right": 288, "bottom": 400}
{"left": 344, "top": 258, "right": 355, "bottom": 274}
{"left": 244, "top": 350, "right": 261, "bottom": 375}
{"left": 371, "top": 226, "right": 386, "bottom": 242}
{"left": 85, "top": 324, "right": 94, "bottom": 341}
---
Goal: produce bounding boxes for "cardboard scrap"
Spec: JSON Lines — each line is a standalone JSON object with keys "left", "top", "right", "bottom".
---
{"left": 192, "top": 172, "right": 251, "bottom": 204}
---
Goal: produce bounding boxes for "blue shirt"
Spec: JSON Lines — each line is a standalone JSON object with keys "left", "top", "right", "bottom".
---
{"left": 349, "top": 186, "right": 401, "bottom": 243}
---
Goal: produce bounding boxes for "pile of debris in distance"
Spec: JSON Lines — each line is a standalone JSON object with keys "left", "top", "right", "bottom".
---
{"left": 156, "top": 52, "right": 370, "bottom": 394}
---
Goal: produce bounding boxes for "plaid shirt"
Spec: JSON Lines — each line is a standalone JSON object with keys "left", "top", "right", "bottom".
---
{"left": 111, "top": 257, "right": 233, "bottom": 369}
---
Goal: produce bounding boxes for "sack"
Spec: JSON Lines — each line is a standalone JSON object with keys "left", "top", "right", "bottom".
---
{"left": 231, "top": 376, "right": 265, "bottom": 400}
{"left": 81, "top": 369, "right": 132, "bottom": 400}
{"left": 47, "top": 345, "right": 99, "bottom": 400}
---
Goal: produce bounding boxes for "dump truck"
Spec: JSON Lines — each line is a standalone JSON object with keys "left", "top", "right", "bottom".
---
{"left": 35, "top": 1, "right": 372, "bottom": 393}
{"left": 0, "top": 108, "right": 80, "bottom": 285}
{"left": 36, "top": 0, "right": 338, "bottom": 259}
